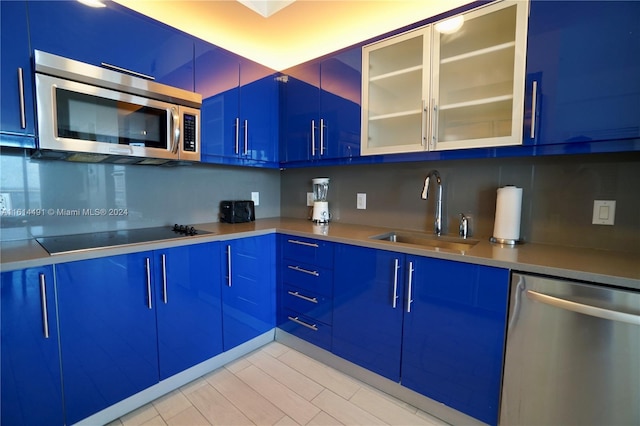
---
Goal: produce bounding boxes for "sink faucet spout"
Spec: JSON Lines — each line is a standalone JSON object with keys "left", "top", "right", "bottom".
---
{"left": 421, "top": 170, "right": 443, "bottom": 236}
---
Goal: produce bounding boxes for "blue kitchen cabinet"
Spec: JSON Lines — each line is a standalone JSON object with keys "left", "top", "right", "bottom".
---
{"left": 1, "top": 266, "right": 64, "bottom": 426}
{"left": 221, "top": 234, "right": 276, "bottom": 350}
{"left": 28, "top": 1, "right": 194, "bottom": 90}
{"left": 278, "top": 235, "right": 335, "bottom": 350}
{"left": 281, "top": 47, "right": 361, "bottom": 163}
{"left": 524, "top": 1, "right": 640, "bottom": 146}
{"left": 55, "top": 252, "right": 160, "bottom": 424}
{"left": 333, "top": 245, "right": 404, "bottom": 381}
{"left": 196, "top": 40, "right": 279, "bottom": 166}
{"left": 154, "top": 242, "right": 223, "bottom": 380}
{"left": 401, "top": 256, "right": 509, "bottom": 426}
{"left": 333, "top": 244, "right": 509, "bottom": 425}
{"left": 0, "top": 1, "right": 35, "bottom": 147}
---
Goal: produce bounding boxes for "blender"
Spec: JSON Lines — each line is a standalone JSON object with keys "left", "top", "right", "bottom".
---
{"left": 312, "top": 177, "right": 330, "bottom": 223}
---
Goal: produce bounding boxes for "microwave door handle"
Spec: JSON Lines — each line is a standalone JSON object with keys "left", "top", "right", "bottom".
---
{"left": 171, "top": 108, "right": 180, "bottom": 153}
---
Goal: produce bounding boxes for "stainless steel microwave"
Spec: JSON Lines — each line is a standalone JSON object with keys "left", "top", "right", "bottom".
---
{"left": 34, "top": 50, "right": 201, "bottom": 164}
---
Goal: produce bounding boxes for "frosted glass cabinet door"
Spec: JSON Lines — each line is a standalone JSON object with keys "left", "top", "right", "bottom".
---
{"left": 361, "top": 28, "right": 431, "bottom": 155}
{"left": 432, "top": 1, "right": 528, "bottom": 150}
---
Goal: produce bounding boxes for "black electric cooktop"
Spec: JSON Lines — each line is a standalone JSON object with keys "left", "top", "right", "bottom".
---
{"left": 36, "top": 225, "right": 213, "bottom": 255}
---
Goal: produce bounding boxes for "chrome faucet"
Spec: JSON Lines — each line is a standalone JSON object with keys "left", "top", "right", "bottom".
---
{"left": 421, "top": 170, "right": 443, "bottom": 236}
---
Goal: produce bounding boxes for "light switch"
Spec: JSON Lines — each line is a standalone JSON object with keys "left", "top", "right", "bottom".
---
{"left": 592, "top": 200, "right": 615, "bottom": 225}
{"left": 357, "top": 193, "right": 367, "bottom": 210}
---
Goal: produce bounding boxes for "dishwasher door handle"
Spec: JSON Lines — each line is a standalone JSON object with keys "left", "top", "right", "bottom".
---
{"left": 527, "top": 290, "right": 640, "bottom": 326}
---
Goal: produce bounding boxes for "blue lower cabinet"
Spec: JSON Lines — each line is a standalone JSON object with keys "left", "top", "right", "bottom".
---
{"left": 278, "top": 234, "right": 334, "bottom": 350}
{"left": 333, "top": 245, "right": 404, "bottom": 381}
{"left": 56, "top": 252, "right": 160, "bottom": 424}
{"left": 221, "top": 234, "right": 276, "bottom": 350}
{"left": 401, "top": 256, "right": 509, "bottom": 426}
{"left": 154, "top": 243, "right": 223, "bottom": 380}
{"left": 1, "top": 266, "right": 64, "bottom": 426}
{"left": 279, "top": 308, "right": 333, "bottom": 350}
{"left": 333, "top": 244, "right": 509, "bottom": 425}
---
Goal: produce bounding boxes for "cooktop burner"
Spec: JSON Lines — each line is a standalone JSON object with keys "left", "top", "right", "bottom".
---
{"left": 36, "top": 225, "right": 213, "bottom": 255}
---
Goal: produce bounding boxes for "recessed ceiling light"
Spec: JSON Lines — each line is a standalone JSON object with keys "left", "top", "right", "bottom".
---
{"left": 435, "top": 15, "right": 464, "bottom": 34}
{"left": 77, "top": 0, "right": 107, "bottom": 8}
{"left": 237, "top": 0, "right": 295, "bottom": 18}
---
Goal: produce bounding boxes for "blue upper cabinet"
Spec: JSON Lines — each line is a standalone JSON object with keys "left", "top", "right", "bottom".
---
{"left": 196, "top": 40, "right": 279, "bottom": 166}
{"left": 0, "top": 1, "right": 35, "bottom": 147}
{"left": 281, "top": 47, "right": 362, "bottom": 163}
{"left": 55, "top": 252, "right": 160, "bottom": 424}
{"left": 221, "top": 234, "right": 276, "bottom": 350}
{"left": 154, "top": 243, "right": 223, "bottom": 380}
{"left": 28, "top": 1, "right": 194, "bottom": 91}
{"left": 524, "top": 1, "right": 640, "bottom": 146}
{"left": 1, "top": 266, "right": 64, "bottom": 426}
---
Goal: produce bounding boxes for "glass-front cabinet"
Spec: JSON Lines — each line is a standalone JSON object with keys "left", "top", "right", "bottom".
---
{"left": 361, "top": 1, "right": 528, "bottom": 155}
{"left": 362, "top": 29, "right": 431, "bottom": 155}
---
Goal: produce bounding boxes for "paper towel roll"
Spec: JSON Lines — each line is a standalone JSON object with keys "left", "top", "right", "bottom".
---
{"left": 492, "top": 186, "right": 523, "bottom": 243}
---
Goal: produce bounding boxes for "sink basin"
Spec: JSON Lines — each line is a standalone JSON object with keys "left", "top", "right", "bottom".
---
{"left": 370, "top": 231, "right": 479, "bottom": 252}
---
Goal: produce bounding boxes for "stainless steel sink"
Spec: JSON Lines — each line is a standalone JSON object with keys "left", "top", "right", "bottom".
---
{"left": 370, "top": 231, "right": 479, "bottom": 252}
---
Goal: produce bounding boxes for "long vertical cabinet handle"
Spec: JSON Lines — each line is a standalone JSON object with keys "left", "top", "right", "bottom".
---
{"left": 420, "top": 100, "right": 427, "bottom": 147}
{"left": 431, "top": 99, "right": 438, "bottom": 150}
{"left": 392, "top": 258, "right": 400, "bottom": 308}
{"left": 39, "top": 273, "right": 50, "bottom": 338}
{"left": 18, "top": 68, "right": 27, "bottom": 129}
{"left": 406, "top": 261, "right": 414, "bottom": 313}
{"left": 161, "top": 254, "right": 168, "bottom": 304}
{"left": 319, "top": 118, "right": 325, "bottom": 156}
{"left": 530, "top": 81, "right": 538, "bottom": 140}
{"left": 226, "top": 245, "right": 232, "bottom": 287}
{"left": 243, "top": 120, "right": 249, "bottom": 155}
{"left": 145, "top": 257, "right": 153, "bottom": 309}
{"left": 310, "top": 120, "right": 316, "bottom": 157}
{"left": 234, "top": 118, "right": 240, "bottom": 155}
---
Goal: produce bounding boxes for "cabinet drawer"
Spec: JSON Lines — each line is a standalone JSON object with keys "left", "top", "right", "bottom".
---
{"left": 279, "top": 309, "right": 332, "bottom": 351}
{"left": 282, "top": 261, "right": 333, "bottom": 297}
{"left": 282, "top": 284, "right": 332, "bottom": 325}
{"left": 282, "top": 236, "right": 334, "bottom": 267}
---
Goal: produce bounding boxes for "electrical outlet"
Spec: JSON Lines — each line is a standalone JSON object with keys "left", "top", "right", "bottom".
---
{"left": 592, "top": 200, "right": 615, "bottom": 225}
{"left": 0, "top": 193, "right": 12, "bottom": 213}
{"left": 357, "top": 193, "right": 367, "bottom": 210}
{"left": 306, "top": 192, "right": 314, "bottom": 207}
{"left": 251, "top": 191, "right": 260, "bottom": 206}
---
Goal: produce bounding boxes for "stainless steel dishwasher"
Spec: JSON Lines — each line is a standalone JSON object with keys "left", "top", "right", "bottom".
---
{"left": 500, "top": 273, "right": 640, "bottom": 425}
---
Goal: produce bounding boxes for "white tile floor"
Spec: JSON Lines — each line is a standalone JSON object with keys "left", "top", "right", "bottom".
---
{"left": 108, "top": 342, "right": 450, "bottom": 426}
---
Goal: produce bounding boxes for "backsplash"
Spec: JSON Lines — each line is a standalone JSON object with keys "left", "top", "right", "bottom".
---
{"left": 0, "top": 149, "right": 281, "bottom": 240}
{"left": 2, "top": 149, "right": 638, "bottom": 252}
{"left": 281, "top": 152, "right": 640, "bottom": 253}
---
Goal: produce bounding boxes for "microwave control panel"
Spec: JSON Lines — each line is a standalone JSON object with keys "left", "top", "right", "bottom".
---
{"left": 183, "top": 113, "right": 197, "bottom": 152}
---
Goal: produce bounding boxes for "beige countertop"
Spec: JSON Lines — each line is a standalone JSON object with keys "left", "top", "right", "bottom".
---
{"left": 2, "top": 217, "right": 639, "bottom": 290}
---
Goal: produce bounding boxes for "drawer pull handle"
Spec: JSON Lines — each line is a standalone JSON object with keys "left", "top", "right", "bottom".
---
{"left": 288, "top": 265, "right": 319, "bottom": 277}
{"left": 287, "top": 290, "right": 318, "bottom": 304}
{"left": 288, "top": 316, "right": 318, "bottom": 331}
{"left": 287, "top": 239, "right": 319, "bottom": 248}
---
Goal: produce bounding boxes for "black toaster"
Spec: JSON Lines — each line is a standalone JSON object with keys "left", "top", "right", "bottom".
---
{"left": 219, "top": 200, "right": 255, "bottom": 223}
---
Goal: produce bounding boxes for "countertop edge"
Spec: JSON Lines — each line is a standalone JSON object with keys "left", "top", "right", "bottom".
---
{"left": 2, "top": 218, "right": 639, "bottom": 290}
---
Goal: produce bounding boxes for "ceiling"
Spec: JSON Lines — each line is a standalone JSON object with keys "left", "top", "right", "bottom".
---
{"left": 113, "top": 0, "right": 472, "bottom": 71}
